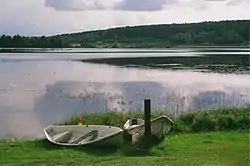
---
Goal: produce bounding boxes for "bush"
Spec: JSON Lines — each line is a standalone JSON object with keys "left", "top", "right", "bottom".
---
{"left": 60, "top": 107, "right": 250, "bottom": 134}
{"left": 191, "top": 115, "right": 216, "bottom": 132}
{"left": 178, "top": 113, "right": 195, "bottom": 125}
{"left": 171, "top": 121, "right": 191, "bottom": 134}
{"left": 235, "top": 114, "right": 250, "bottom": 130}
{"left": 216, "top": 115, "right": 236, "bottom": 130}
{"left": 177, "top": 107, "right": 250, "bottom": 132}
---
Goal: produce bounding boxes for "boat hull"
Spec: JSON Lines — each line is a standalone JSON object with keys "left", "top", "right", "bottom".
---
{"left": 44, "top": 125, "right": 124, "bottom": 147}
{"left": 123, "top": 116, "right": 173, "bottom": 140}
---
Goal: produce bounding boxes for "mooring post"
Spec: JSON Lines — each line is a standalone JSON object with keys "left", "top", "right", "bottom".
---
{"left": 144, "top": 99, "right": 151, "bottom": 148}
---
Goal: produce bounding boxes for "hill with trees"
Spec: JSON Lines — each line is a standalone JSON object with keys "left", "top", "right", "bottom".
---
{"left": 0, "top": 20, "right": 249, "bottom": 48}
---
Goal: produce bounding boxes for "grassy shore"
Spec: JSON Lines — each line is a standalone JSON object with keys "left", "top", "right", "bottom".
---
{"left": 1, "top": 108, "right": 249, "bottom": 165}
{"left": 0, "top": 131, "right": 249, "bottom": 166}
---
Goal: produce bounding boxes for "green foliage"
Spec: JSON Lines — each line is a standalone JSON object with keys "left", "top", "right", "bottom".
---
{"left": 0, "top": 35, "right": 64, "bottom": 48}
{"left": 191, "top": 114, "right": 216, "bottom": 132}
{"left": 59, "top": 20, "right": 250, "bottom": 48}
{"left": 217, "top": 115, "right": 236, "bottom": 130}
{"left": 0, "top": 20, "right": 249, "bottom": 48}
{"left": 62, "top": 110, "right": 146, "bottom": 127}
{"left": 172, "top": 108, "right": 250, "bottom": 133}
{"left": 61, "top": 107, "right": 250, "bottom": 133}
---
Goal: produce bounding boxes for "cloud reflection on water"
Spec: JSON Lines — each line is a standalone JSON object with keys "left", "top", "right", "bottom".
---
{"left": 0, "top": 60, "right": 249, "bottom": 139}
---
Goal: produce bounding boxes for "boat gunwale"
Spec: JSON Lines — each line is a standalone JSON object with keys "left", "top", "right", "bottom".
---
{"left": 123, "top": 115, "right": 174, "bottom": 131}
{"left": 44, "top": 125, "right": 124, "bottom": 146}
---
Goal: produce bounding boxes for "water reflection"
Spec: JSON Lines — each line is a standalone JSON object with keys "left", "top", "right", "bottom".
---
{"left": 0, "top": 59, "right": 250, "bottom": 139}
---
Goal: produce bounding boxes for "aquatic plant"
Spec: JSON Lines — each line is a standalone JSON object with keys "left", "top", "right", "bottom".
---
{"left": 60, "top": 107, "right": 250, "bottom": 133}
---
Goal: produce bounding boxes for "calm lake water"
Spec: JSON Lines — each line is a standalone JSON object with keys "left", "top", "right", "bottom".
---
{"left": 0, "top": 47, "right": 249, "bottom": 139}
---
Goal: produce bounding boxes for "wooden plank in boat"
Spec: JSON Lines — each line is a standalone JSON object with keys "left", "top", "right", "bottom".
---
{"left": 70, "top": 130, "right": 98, "bottom": 144}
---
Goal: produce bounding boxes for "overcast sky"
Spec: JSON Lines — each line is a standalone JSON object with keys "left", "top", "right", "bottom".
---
{"left": 0, "top": 0, "right": 249, "bottom": 36}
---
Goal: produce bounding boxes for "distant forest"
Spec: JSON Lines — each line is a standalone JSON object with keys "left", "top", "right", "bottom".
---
{"left": 0, "top": 20, "right": 249, "bottom": 48}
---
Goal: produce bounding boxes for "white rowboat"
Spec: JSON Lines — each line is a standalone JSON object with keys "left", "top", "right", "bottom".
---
{"left": 123, "top": 115, "right": 173, "bottom": 140}
{"left": 44, "top": 125, "right": 124, "bottom": 147}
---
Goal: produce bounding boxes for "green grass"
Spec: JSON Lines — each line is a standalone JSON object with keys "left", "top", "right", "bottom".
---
{"left": 1, "top": 132, "right": 249, "bottom": 166}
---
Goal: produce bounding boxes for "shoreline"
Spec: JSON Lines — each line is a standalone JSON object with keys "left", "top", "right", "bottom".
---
{"left": 1, "top": 107, "right": 249, "bottom": 141}
{"left": 0, "top": 45, "right": 249, "bottom": 54}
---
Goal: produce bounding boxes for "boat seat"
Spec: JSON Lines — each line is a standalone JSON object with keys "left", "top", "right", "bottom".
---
{"left": 70, "top": 130, "right": 98, "bottom": 144}
{"left": 53, "top": 131, "right": 72, "bottom": 143}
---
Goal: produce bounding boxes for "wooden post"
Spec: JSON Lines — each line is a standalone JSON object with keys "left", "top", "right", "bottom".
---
{"left": 144, "top": 99, "right": 151, "bottom": 148}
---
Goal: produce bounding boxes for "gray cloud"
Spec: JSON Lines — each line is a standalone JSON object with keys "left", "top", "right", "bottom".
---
{"left": 119, "top": 0, "right": 168, "bottom": 11}
{"left": 45, "top": 0, "right": 112, "bottom": 11}
{"left": 45, "top": 0, "right": 77, "bottom": 11}
{"left": 45, "top": 0, "right": 250, "bottom": 12}
{"left": 0, "top": 0, "right": 249, "bottom": 35}
{"left": 45, "top": 0, "right": 176, "bottom": 11}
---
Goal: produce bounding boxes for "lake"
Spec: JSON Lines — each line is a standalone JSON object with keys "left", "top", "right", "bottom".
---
{"left": 0, "top": 47, "right": 249, "bottom": 139}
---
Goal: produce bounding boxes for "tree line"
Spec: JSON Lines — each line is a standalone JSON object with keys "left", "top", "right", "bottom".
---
{"left": 0, "top": 20, "right": 249, "bottom": 48}
{"left": 0, "top": 35, "right": 63, "bottom": 48}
